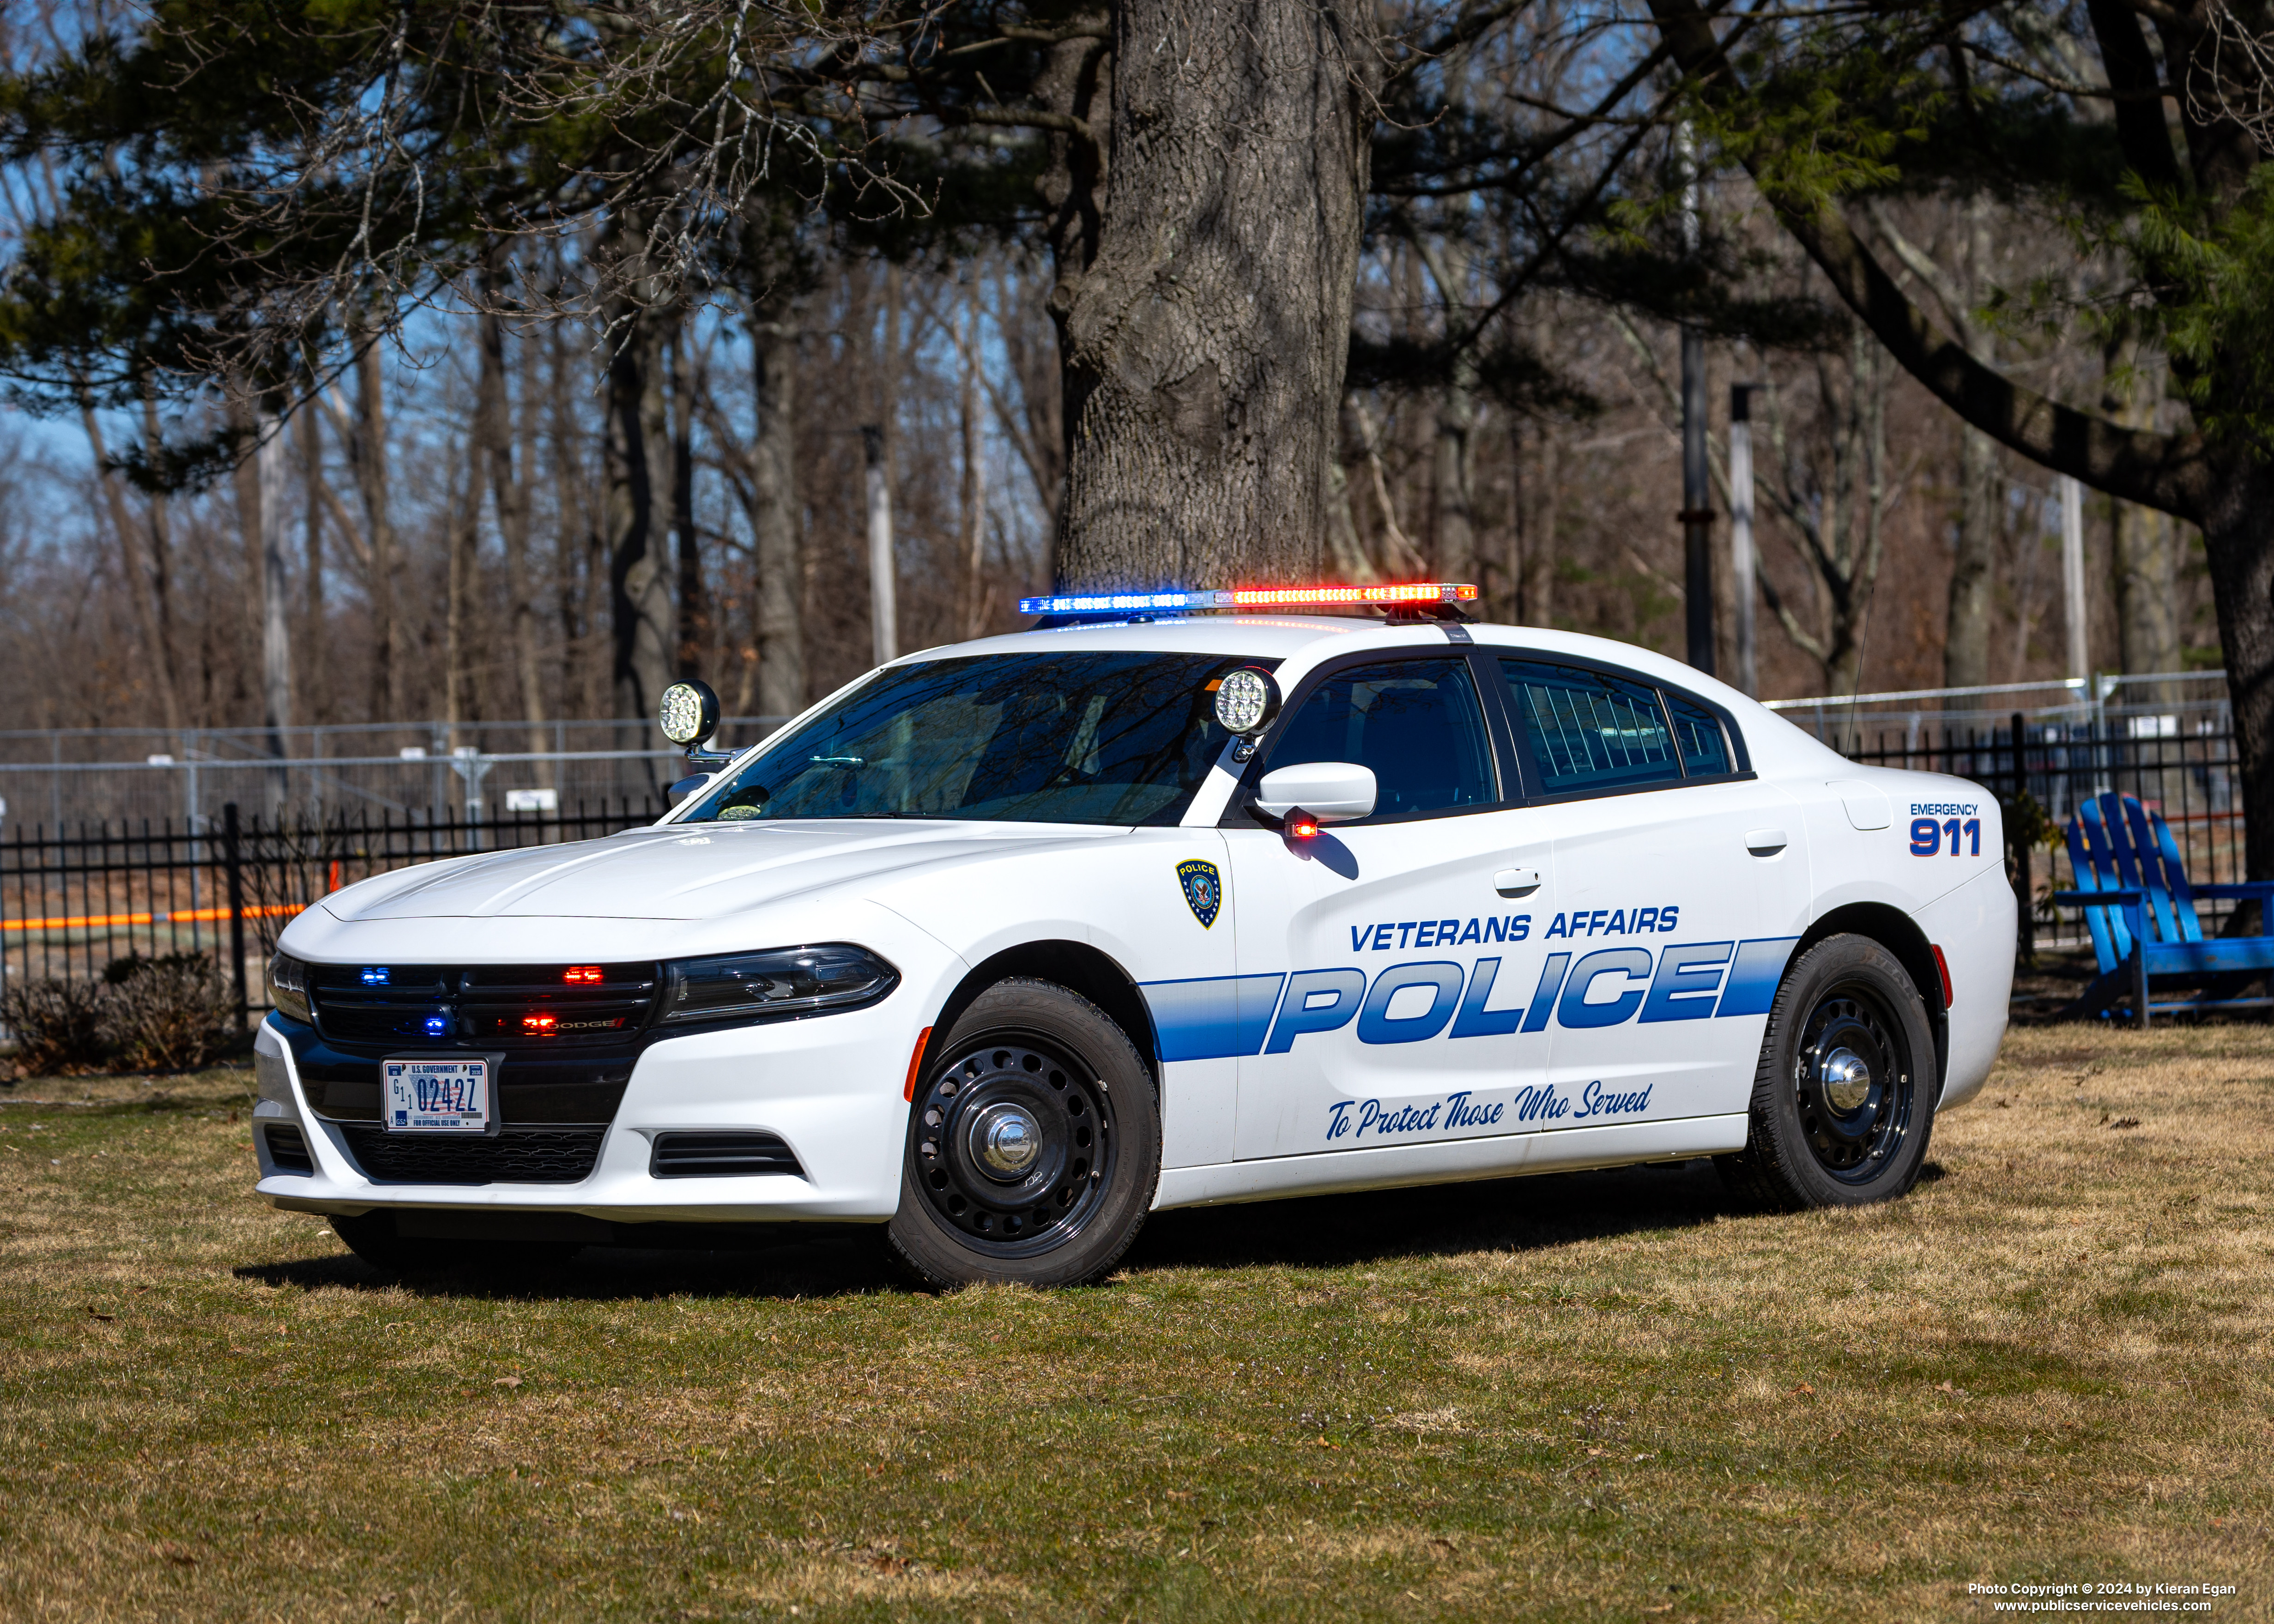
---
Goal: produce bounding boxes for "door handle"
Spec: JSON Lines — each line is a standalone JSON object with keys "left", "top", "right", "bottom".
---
{"left": 1745, "top": 828, "right": 1789, "bottom": 856}
{"left": 1494, "top": 867, "right": 1542, "bottom": 898}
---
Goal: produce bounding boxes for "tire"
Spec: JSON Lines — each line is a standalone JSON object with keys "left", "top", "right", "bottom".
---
{"left": 886, "top": 978, "right": 1160, "bottom": 1289}
{"left": 1716, "top": 934, "right": 1937, "bottom": 1210}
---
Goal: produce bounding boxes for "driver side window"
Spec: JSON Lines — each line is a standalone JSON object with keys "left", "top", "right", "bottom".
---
{"left": 1262, "top": 657, "right": 1498, "bottom": 818}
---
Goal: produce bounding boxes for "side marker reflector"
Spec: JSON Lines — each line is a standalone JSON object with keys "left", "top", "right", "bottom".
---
{"left": 1930, "top": 945, "right": 1953, "bottom": 1009}
{"left": 904, "top": 1026, "right": 935, "bottom": 1102}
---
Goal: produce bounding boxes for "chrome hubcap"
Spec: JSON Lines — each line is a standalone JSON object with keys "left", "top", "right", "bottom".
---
{"left": 968, "top": 1101, "right": 1042, "bottom": 1179}
{"left": 1818, "top": 1046, "right": 1873, "bottom": 1115}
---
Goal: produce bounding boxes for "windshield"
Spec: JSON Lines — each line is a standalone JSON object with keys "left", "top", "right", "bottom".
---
{"left": 679, "top": 651, "right": 1263, "bottom": 827}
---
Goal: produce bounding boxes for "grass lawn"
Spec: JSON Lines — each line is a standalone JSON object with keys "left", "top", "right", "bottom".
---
{"left": 2, "top": 1025, "right": 2269, "bottom": 1622}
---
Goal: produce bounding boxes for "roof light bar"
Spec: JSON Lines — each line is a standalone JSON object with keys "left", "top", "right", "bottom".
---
{"left": 1017, "top": 581, "right": 1479, "bottom": 617}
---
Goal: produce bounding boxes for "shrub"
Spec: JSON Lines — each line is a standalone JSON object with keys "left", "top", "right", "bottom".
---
{"left": 0, "top": 977, "right": 114, "bottom": 1077}
{"left": 104, "top": 953, "right": 236, "bottom": 1072}
{"left": 0, "top": 953, "right": 237, "bottom": 1078}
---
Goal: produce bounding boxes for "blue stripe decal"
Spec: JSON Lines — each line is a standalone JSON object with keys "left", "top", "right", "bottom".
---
{"left": 1140, "top": 973, "right": 1285, "bottom": 1062}
{"left": 1715, "top": 936, "right": 1802, "bottom": 1017}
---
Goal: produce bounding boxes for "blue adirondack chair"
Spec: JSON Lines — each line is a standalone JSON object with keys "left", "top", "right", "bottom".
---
{"left": 2054, "top": 791, "right": 2274, "bottom": 1026}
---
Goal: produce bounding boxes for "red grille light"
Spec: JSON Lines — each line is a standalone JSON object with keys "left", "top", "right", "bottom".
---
{"left": 564, "top": 966, "right": 603, "bottom": 984}
{"left": 523, "top": 1013, "right": 558, "bottom": 1034}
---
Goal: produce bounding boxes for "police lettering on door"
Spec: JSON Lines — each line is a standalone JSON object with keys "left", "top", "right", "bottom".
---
{"left": 1140, "top": 915, "right": 1802, "bottom": 1063}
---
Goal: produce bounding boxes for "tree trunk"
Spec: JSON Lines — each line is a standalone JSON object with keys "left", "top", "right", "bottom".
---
{"left": 2198, "top": 457, "right": 2274, "bottom": 888}
{"left": 79, "top": 403, "right": 182, "bottom": 734}
{"left": 1941, "top": 422, "right": 2000, "bottom": 691}
{"left": 248, "top": 403, "right": 294, "bottom": 760}
{"left": 2114, "top": 501, "right": 2181, "bottom": 691}
{"left": 478, "top": 272, "right": 551, "bottom": 777}
{"left": 348, "top": 334, "right": 405, "bottom": 720}
{"left": 959, "top": 303, "right": 990, "bottom": 640}
{"left": 443, "top": 436, "right": 472, "bottom": 749}
{"left": 605, "top": 300, "right": 676, "bottom": 731}
{"left": 1051, "top": 0, "right": 1376, "bottom": 589}
{"left": 750, "top": 299, "right": 805, "bottom": 718}
{"left": 669, "top": 332, "right": 708, "bottom": 681}
{"left": 1432, "top": 354, "right": 1478, "bottom": 583}
{"left": 298, "top": 404, "right": 326, "bottom": 724}
{"left": 1518, "top": 426, "right": 1558, "bottom": 628}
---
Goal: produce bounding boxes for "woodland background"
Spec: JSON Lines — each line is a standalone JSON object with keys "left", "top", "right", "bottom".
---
{"left": 0, "top": 0, "right": 2226, "bottom": 745}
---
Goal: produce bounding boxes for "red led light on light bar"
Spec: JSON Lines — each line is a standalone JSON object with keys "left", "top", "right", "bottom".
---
{"left": 1226, "top": 582, "right": 1478, "bottom": 608}
{"left": 1017, "top": 581, "right": 1479, "bottom": 617}
{"left": 564, "top": 966, "right": 602, "bottom": 984}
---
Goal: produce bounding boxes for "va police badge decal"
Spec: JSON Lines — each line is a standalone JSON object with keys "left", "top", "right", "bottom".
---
{"left": 1177, "top": 859, "right": 1223, "bottom": 929}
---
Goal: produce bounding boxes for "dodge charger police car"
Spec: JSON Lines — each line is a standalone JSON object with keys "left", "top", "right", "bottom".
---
{"left": 253, "top": 581, "right": 2014, "bottom": 1286}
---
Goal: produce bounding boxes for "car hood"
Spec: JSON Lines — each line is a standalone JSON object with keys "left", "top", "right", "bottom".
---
{"left": 317, "top": 819, "right": 1123, "bottom": 924}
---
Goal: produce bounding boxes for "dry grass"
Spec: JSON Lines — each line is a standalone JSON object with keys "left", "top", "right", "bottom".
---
{"left": 1, "top": 1025, "right": 2270, "bottom": 1621}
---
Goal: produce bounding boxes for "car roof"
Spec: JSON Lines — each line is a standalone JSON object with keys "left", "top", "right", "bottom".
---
{"left": 887, "top": 614, "right": 1847, "bottom": 773}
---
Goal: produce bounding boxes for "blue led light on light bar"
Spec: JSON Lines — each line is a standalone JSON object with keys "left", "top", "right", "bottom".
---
{"left": 1017, "top": 590, "right": 1210, "bottom": 616}
{"left": 1017, "top": 582, "right": 1480, "bottom": 618}
{"left": 361, "top": 967, "right": 389, "bottom": 986}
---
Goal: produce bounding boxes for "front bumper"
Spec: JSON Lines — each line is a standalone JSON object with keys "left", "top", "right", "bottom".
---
{"left": 252, "top": 1002, "right": 916, "bottom": 1225}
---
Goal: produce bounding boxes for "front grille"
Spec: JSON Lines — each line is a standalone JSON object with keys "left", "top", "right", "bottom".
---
{"left": 308, "top": 962, "right": 660, "bottom": 1052}
{"left": 650, "top": 1131, "right": 804, "bottom": 1179}
{"left": 263, "top": 1124, "right": 315, "bottom": 1175}
{"left": 339, "top": 1124, "right": 607, "bottom": 1184}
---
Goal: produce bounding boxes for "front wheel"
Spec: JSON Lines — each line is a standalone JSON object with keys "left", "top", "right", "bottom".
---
{"left": 1716, "top": 934, "right": 1937, "bottom": 1210}
{"left": 886, "top": 978, "right": 1160, "bottom": 1288}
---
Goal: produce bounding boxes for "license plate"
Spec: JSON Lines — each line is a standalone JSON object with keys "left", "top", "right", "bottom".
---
{"left": 382, "top": 1057, "right": 490, "bottom": 1133}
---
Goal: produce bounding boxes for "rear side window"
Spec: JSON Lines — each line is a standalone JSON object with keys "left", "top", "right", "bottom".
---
{"left": 1500, "top": 659, "right": 1680, "bottom": 794}
{"left": 1666, "top": 692, "right": 1733, "bottom": 775}
{"left": 1264, "top": 657, "right": 1498, "bottom": 818}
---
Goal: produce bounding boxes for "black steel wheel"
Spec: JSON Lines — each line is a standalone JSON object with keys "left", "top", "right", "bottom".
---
{"left": 1717, "top": 934, "right": 1937, "bottom": 1210}
{"left": 887, "top": 978, "right": 1159, "bottom": 1288}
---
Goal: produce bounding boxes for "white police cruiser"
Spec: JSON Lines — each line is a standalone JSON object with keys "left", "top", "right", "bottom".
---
{"left": 254, "top": 582, "right": 2014, "bottom": 1286}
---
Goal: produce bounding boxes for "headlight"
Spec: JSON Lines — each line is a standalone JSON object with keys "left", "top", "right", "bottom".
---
{"left": 659, "top": 944, "right": 898, "bottom": 1025}
{"left": 267, "top": 953, "right": 311, "bottom": 1024}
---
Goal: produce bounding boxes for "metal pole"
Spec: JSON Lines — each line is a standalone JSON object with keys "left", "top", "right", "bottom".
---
{"left": 2010, "top": 711, "right": 2034, "bottom": 964}
{"left": 222, "top": 801, "right": 248, "bottom": 1031}
{"left": 2060, "top": 474, "right": 2087, "bottom": 683}
{"left": 1678, "top": 123, "right": 1715, "bottom": 676}
{"left": 1729, "top": 384, "right": 1757, "bottom": 697}
{"left": 0, "top": 795, "right": 9, "bottom": 1022}
{"left": 863, "top": 425, "right": 898, "bottom": 666}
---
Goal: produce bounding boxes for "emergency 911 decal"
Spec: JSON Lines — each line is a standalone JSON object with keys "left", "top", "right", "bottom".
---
{"left": 1139, "top": 936, "right": 1801, "bottom": 1063}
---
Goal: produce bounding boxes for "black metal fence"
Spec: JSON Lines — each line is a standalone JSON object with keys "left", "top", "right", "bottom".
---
{"left": 0, "top": 709, "right": 2253, "bottom": 1042}
{"left": 0, "top": 797, "right": 663, "bottom": 1037}
{"left": 1843, "top": 710, "right": 2246, "bottom": 953}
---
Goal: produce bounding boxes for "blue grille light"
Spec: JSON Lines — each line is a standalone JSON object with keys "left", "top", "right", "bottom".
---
{"left": 424, "top": 1014, "right": 449, "bottom": 1038}
{"left": 361, "top": 967, "right": 389, "bottom": 986}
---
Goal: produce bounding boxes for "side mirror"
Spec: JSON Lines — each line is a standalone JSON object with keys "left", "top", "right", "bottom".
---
{"left": 667, "top": 773, "right": 716, "bottom": 809}
{"left": 1255, "top": 762, "right": 1376, "bottom": 824}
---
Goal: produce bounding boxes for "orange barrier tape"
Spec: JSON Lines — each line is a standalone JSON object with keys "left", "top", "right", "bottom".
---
{"left": 1, "top": 902, "right": 308, "bottom": 932}
{"left": 0, "top": 912, "right": 155, "bottom": 932}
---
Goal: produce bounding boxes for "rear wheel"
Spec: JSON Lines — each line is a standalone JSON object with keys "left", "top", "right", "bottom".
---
{"left": 886, "top": 978, "right": 1160, "bottom": 1288}
{"left": 1716, "top": 934, "right": 1937, "bottom": 1210}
